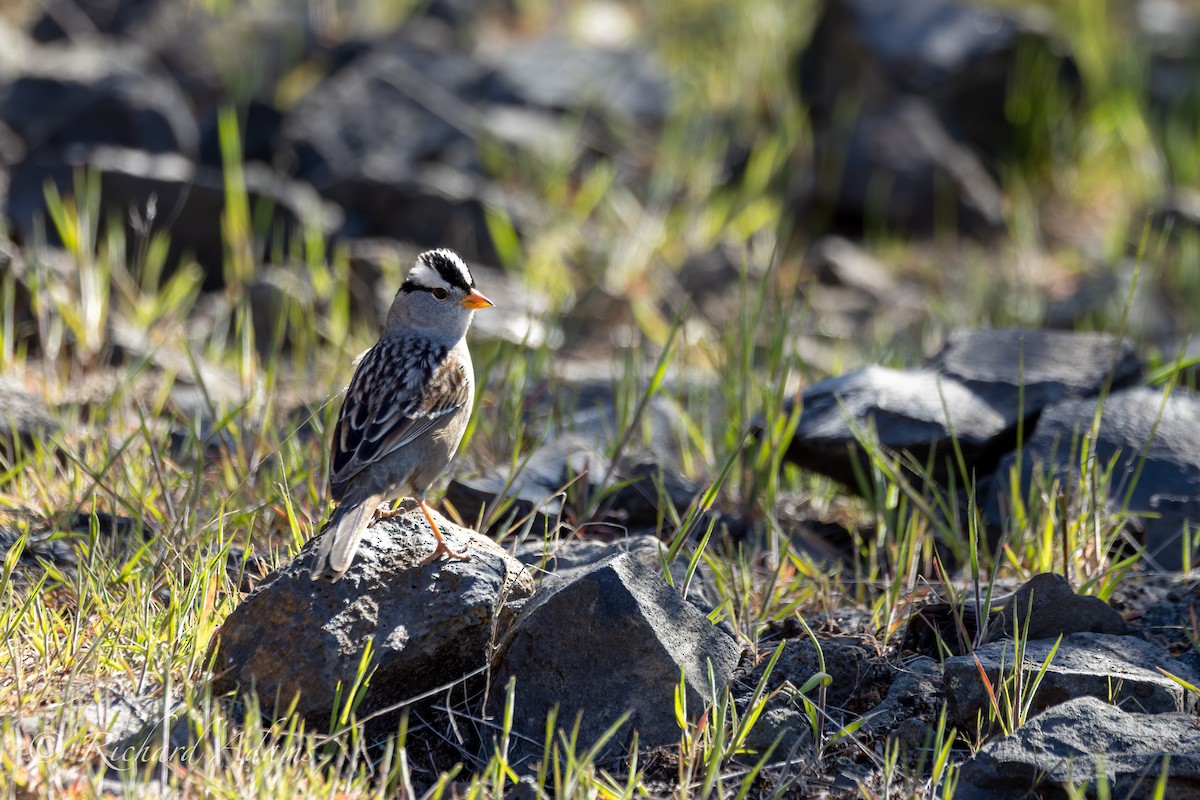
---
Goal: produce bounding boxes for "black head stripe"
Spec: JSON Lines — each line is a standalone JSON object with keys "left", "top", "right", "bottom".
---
{"left": 420, "top": 249, "right": 474, "bottom": 291}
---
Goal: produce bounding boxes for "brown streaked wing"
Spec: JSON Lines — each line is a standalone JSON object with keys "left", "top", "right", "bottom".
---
{"left": 329, "top": 342, "right": 470, "bottom": 496}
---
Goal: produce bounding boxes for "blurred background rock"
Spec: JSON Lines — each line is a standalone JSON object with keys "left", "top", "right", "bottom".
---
{"left": 0, "top": 0, "right": 1197, "bottom": 374}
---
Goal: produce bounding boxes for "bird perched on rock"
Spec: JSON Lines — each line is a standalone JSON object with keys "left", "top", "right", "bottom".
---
{"left": 311, "top": 249, "right": 493, "bottom": 581}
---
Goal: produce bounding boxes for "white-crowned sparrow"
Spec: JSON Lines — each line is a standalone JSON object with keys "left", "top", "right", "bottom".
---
{"left": 311, "top": 249, "right": 493, "bottom": 581}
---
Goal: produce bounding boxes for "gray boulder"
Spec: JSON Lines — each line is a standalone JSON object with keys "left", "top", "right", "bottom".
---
{"left": 988, "top": 386, "right": 1200, "bottom": 570}
{"left": 783, "top": 328, "right": 1139, "bottom": 492}
{"left": 491, "top": 553, "right": 741, "bottom": 762}
{"left": 210, "top": 509, "right": 534, "bottom": 728}
{"left": 0, "top": 376, "right": 58, "bottom": 458}
{"left": 985, "top": 572, "right": 1129, "bottom": 642}
{"left": 957, "top": 696, "right": 1200, "bottom": 800}
{"left": 945, "top": 632, "right": 1200, "bottom": 729}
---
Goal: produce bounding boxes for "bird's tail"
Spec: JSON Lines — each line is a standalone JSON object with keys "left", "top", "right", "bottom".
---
{"left": 311, "top": 494, "right": 385, "bottom": 581}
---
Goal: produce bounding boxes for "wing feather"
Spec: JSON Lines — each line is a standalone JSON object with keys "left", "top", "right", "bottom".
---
{"left": 329, "top": 338, "right": 470, "bottom": 498}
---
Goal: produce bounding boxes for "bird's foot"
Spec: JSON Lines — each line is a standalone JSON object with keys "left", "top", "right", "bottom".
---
{"left": 372, "top": 499, "right": 417, "bottom": 524}
{"left": 419, "top": 536, "right": 472, "bottom": 566}
{"left": 417, "top": 499, "right": 471, "bottom": 565}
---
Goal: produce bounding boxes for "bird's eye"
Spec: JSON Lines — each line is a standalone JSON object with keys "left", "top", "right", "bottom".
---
{"left": 432, "top": 287, "right": 449, "bottom": 301}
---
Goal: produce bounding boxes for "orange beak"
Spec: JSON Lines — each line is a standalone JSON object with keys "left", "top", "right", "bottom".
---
{"left": 461, "top": 288, "right": 494, "bottom": 310}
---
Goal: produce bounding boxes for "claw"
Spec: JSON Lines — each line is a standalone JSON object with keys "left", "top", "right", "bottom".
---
{"left": 418, "top": 499, "right": 471, "bottom": 565}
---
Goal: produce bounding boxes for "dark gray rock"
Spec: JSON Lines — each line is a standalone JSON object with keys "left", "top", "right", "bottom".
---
{"left": 676, "top": 244, "right": 752, "bottom": 327}
{"left": 988, "top": 386, "right": 1200, "bottom": 571}
{"left": 448, "top": 397, "right": 707, "bottom": 540}
{"left": 0, "top": 40, "right": 197, "bottom": 158}
{"left": 806, "top": 236, "right": 896, "bottom": 300}
{"left": 800, "top": 237, "right": 927, "bottom": 343}
{"left": 860, "top": 656, "right": 943, "bottom": 739}
{"left": 31, "top": 0, "right": 160, "bottom": 41}
{"left": 744, "top": 635, "right": 893, "bottom": 714}
{"left": 945, "top": 632, "right": 1200, "bottom": 729}
{"left": 511, "top": 534, "right": 725, "bottom": 626}
{"left": 783, "top": 365, "right": 1007, "bottom": 489}
{"left": 784, "top": 328, "right": 1141, "bottom": 492}
{"left": 797, "top": 0, "right": 1074, "bottom": 165}
{"left": 446, "top": 433, "right": 610, "bottom": 537}
{"left": 986, "top": 572, "right": 1129, "bottom": 642}
{"left": 928, "top": 329, "right": 1141, "bottom": 413}
{"left": 957, "top": 696, "right": 1200, "bottom": 800}
{"left": 8, "top": 146, "right": 341, "bottom": 287}
{"left": 0, "top": 522, "right": 77, "bottom": 570}
{"left": 279, "top": 34, "right": 509, "bottom": 262}
{"left": 0, "top": 376, "right": 58, "bottom": 457}
{"left": 487, "top": 37, "right": 671, "bottom": 130}
{"left": 1046, "top": 259, "right": 1181, "bottom": 354}
{"left": 246, "top": 265, "right": 319, "bottom": 355}
{"left": 802, "top": 97, "right": 1005, "bottom": 236}
{"left": 491, "top": 552, "right": 741, "bottom": 761}
{"left": 1140, "top": 0, "right": 1200, "bottom": 122}
{"left": 1114, "top": 576, "right": 1200, "bottom": 660}
{"left": 210, "top": 509, "right": 534, "bottom": 727}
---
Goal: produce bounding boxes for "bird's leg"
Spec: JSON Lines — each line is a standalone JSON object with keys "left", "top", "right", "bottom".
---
{"left": 418, "top": 498, "right": 471, "bottom": 565}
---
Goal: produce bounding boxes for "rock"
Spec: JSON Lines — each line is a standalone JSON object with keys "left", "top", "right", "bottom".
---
{"left": 0, "top": 39, "right": 197, "bottom": 157}
{"left": 783, "top": 365, "right": 1008, "bottom": 489}
{"left": 445, "top": 433, "right": 610, "bottom": 537}
{"left": 210, "top": 509, "right": 534, "bottom": 728}
{"left": 30, "top": 0, "right": 160, "bottom": 41}
{"left": 860, "top": 656, "right": 943, "bottom": 739}
{"left": 8, "top": 146, "right": 342, "bottom": 287}
{"left": 105, "top": 700, "right": 203, "bottom": 774}
{"left": 486, "top": 36, "right": 672, "bottom": 131}
{"left": 1140, "top": 0, "right": 1200, "bottom": 121}
{"left": 1144, "top": 188, "right": 1200, "bottom": 248}
{"left": 985, "top": 573, "right": 1129, "bottom": 642}
{"left": 279, "top": 34, "right": 508, "bottom": 262}
{"left": 783, "top": 328, "right": 1141, "bottom": 492}
{"left": 491, "top": 553, "right": 741, "bottom": 762}
{"left": 988, "top": 386, "right": 1200, "bottom": 571}
{"left": 900, "top": 588, "right": 995, "bottom": 658}
{"left": 743, "top": 635, "right": 892, "bottom": 713}
{"left": 927, "top": 329, "right": 1141, "bottom": 413}
{"left": 598, "top": 453, "right": 704, "bottom": 532}
{"left": 448, "top": 397, "right": 706, "bottom": 540}
{"left": 806, "top": 236, "right": 896, "bottom": 299}
{"left": 0, "top": 376, "right": 58, "bottom": 457}
{"left": 1046, "top": 259, "right": 1180, "bottom": 354}
{"left": 944, "top": 632, "right": 1200, "bottom": 729}
{"left": 902, "top": 574, "right": 1129, "bottom": 658}
{"left": 196, "top": 99, "right": 283, "bottom": 168}
{"left": 510, "top": 534, "right": 725, "bottom": 624}
{"left": 1116, "top": 576, "right": 1200, "bottom": 660}
{"left": 246, "top": 265, "right": 319, "bottom": 356}
{"left": 957, "top": 696, "right": 1200, "bottom": 800}
{"left": 675, "top": 244, "right": 752, "bottom": 327}
{"left": 801, "top": 237, "right": 927, "bottom": 342}
{"left": 797, "top": 0, "right": 1074, "bottom": 165}
{"left": 0, "top": 522, "right": 77, "bottom": 571}
{"left": 563, "top": 392, "right": 696, "bottom": 467}
{"left": 801, "top": 97, "right": 1005, "bottom": 236}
